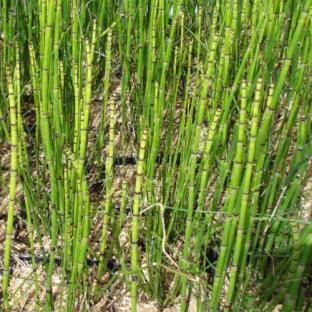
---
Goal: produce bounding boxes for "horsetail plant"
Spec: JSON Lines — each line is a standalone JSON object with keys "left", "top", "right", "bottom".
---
{"left": 131, "top": 129, "right": 148, "bottom": 312}
{"left": 0, "top": 1, "right": 311, "bottom": 311}
{"left": 98, "top": 100, "right": 116, "bottom": 279}
{"left": 2, "top": 67, "right": 18, "bottom": 311}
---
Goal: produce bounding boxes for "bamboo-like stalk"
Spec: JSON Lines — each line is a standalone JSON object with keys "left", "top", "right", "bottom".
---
{"left": 211, "top": 81, "right": 248, "bottom": 311}
{"left": 131, "top": 129, "right": 148, "bottom": 312}
{"left": 225, "top": 79, "right": 262, "bottom": 309}
{"left": 283, "top": 233, "right": 312, "bottom": 311}
{"left": 269, "top": 222, "right": 302, "bottom": 308}
{"left": 97, "top": 27, "right": 112, "bottom": 170}
{"left": 238, "top": 85, "right": 274, "bottom": 302}
{"left": 39, "top": 1, "right": 59, "bottom": 308}
{"left": 194, "top": 108, "right": 221, "bottom": 311}
{"left": 98, "top": 99, "right": 116, "bottom": 278}
{"left": 137, "top": 0, "right": 144, "bottom": 89}
{"left": 2, "top": 67, "right": 18, "bottom": 311}
{"left": 180, "top": 32, "right": 219, "bottom": 312}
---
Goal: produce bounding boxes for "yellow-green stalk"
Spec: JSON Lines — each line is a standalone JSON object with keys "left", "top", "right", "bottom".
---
{"left": 131, "top": 129, "right": 148, "bottom": 312}
{"left": 2, "top": 67, "right": 18, "bottom": 311}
